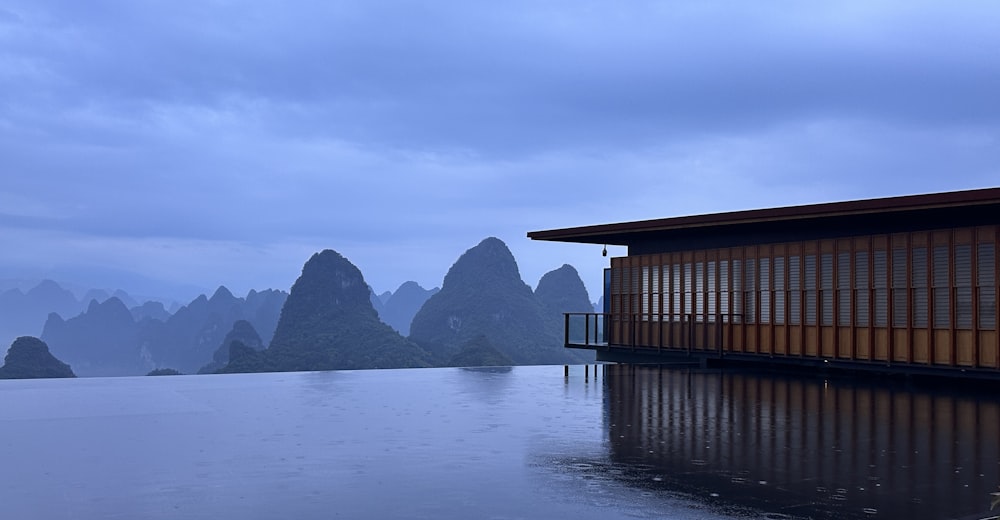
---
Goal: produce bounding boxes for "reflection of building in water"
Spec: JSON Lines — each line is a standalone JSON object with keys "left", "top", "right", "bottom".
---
{"left": 603, "top": 365, "right": 1000, "bottom": 519}
{"left": 530, "top": 188, "right": 1000, "bottom": 378}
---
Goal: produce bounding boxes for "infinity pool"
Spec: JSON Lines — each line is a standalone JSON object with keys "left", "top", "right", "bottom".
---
{"left": 1, "top": 365, "right": 996, "bottom": 519}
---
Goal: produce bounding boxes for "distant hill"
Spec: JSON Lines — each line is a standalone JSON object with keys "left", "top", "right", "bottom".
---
{"left": 0, "top": 280, "right": 164, "bottom": 358}
{"left": 131, "top": 300, "right": 171, "bottom": 322}
{"left": 41, "top": 287, "right": 287, "bottom": 376}
{"left": 409, "top": 237, "right": 590, "bottom": 365}
{"left": 242, "top": 289, "right": 286, "bottom": 346}
{"left": 0, "top": 280, "right": 86, "bottom": 355}
{"left": 138, "top": 286, "right": 286, "bottom": 374}
{"left": 144, "top": 286, "right": 247, "bottom": 372}
{"left": 4, "top": 250, "right": 598, "bottom": 373}
{"left": 369, "top": 287, "right": 385, "bottom": 315}
{"left": 43, "top": 297, "right": 146, "bottom": 376}
{"left": 198, "top": 320, "right": 265, "bottom": 374}
{"left": 82, "top": 288, "right": 111, "bottom": 305}
{"left": 0, "top": 336, "right": 75, "bottom": 379}
{"left": 536, "top": 264, "right": 598, "bottom": 356}
{"left": 110, "top": 289, "right": 139, "bottom": 309}
{"left": 380, "top": 281, "right": 439, "bottom": 336}
{"left": 535, "top": 264, "right": 594, "bottom": 317}
{"left": 221, "top": 250, "right": 431, "bottom": 373}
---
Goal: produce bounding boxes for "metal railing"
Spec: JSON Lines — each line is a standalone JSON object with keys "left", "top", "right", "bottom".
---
{"left": 564, "top": 313, "right": 609, "bottom": 347}
{"left": 563, "top": 312, "right": 743, "bottom": 352}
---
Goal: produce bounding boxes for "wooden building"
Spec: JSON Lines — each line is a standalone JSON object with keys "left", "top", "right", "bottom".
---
{"left": 528, "top": 188, "right": 1000, "bottom": 377}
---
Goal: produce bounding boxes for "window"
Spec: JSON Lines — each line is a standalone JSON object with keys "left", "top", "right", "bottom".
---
{"left": 641, "top": 266, "right": 650, "bottom": 321}
{"left": 789, "top": 256, "right": 801, "bottom": 325}
{"left": 820, "top": 253, "right": 833, "bottom": 326}
{"left": 774, "top": 257, "right": 786, "bottom": 325}
{"left": 661, "top": 265, "right": 671, "bottom": 322}
{"left": 912, "top": 247, "right": 928, "bottom": 328}
{"left": 979, "top": 243, "right": 996, "bottom": 330}
{"left": 955, "top": 245, "right": 972, "bottom": 329}
{"left": 651, "top": 266, "right": 660, "bottom": 320}
{"left": 672, "top": 263, "right": 682, "bottom": 321}
{"left": 683, "top": 262, "right": 693, "bottom": 317}
{"left": 745, "top": 258, "right": 757, "bottom": 323}
{"left": 603, "top": 268, "right": 611, "bottom": 314}
{"left": 892, "top": 248, "right": 908, "bottom": 327}
{"left": 629, "top": 267, "right": 639, "bottom": 320}
{"left": 733, "top": 260, "right": 743, "bottom": 323}
{"left": 854, "top": 251, "right": 870, "bottom": 327}
{"left": 612, "top": 267, "right": 623, "bottom": 319}
{"left": 837, "top": 252, "right": 851, "bottom": 326}
{"left": 760, "top": 258, "right": 771, "bottom": 324}
{"left": 720, "top": 260, "right": 730, "bottom": 323}
{"left": 707, "top": 261, "right": 717, "bottom": 322}
{"left": 932, "top": 245, "right": 949, "bottom": 329}
{"left": 695, "top": 262, "right": 705, "bottom": 322}
{"left": 805, "top": 255, "right": 817, "bottom": 326}
{"left": 874, "top": 250, "right": 888, "bottom": 326}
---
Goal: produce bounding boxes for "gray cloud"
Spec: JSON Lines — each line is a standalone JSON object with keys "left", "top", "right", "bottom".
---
{"left": 8, "top": 2, "right": 1000, "bottom": 150}
{"left": 2, "top": 0, "right": 999, "bottom": 301}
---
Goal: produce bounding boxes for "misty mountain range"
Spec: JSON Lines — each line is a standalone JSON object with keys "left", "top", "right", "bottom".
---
{"left": 1, "top": 237, "right": 596, "bottom": 377}
{"left": 0, "top": 280, "right": 182, "bottom": 355}
{"left": 39, "top": 287, "right": 287, "bottom": 376}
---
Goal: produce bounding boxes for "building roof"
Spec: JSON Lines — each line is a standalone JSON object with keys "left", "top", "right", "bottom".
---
{"left": 527, "top": 187, "right": 1000, "bottom": 247}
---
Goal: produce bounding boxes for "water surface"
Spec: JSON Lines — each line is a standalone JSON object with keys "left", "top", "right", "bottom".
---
{"left": 1, "top": 365, "right": 997, "bottom": 519}
{"left": 600, "top": 364, "right": 1000, "bottom": 520}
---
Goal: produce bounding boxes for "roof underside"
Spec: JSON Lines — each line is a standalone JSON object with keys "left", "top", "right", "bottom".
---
{"left": 527, "top": 187, "right": 1000, "bottom": 248}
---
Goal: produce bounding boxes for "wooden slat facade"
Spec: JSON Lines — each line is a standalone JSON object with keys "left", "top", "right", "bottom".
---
{"left": 604, "top": 225, "right": 999, "bottom": 373}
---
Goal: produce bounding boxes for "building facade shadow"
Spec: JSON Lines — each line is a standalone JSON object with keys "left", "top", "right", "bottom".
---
{"left": 596, "top": 364, "right": 1000, "bottom": 519}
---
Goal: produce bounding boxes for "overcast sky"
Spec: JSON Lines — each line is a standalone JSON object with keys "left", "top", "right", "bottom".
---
{"left": 2, "top": 1, "right": 999, "bottom": 303}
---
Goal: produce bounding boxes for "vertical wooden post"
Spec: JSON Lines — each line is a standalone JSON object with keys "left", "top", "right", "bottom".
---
{"left": 564, "top": 313, "right": 569, "bottom": 347}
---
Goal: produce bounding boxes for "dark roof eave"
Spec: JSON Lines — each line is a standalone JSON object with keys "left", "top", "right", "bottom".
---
{"left": 527, "top": 187, "right": 1000, "bottom": 245}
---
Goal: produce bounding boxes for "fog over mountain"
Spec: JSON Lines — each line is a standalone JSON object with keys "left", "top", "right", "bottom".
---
{"left": 39, "top": 287, "right": 287, "bottom": 376}
{"left": 1, "top": 238, "right": 598, "bottom": 375}
{"left": 0, "top": 280, "right": 147, "bottom": 357}
{"left": 43, "top": 297, "right": 144, "bottom": 376}
{"left": 379, "top": 281, "right": 439, "bottom": 336}
{"left": 131, "top": 301, "right": 171, "bottom": 322}
{"left": 369, "top": 287, "right": 385, "bottom": 315}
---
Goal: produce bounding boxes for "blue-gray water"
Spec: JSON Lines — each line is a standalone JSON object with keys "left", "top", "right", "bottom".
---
{"left": 1, "top": 365, "right": 998, "bottom": 519}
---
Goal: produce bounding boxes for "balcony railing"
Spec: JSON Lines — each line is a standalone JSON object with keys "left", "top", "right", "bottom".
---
{"left": 563, "top": 313, "right": 609, "bottom": 348}
{"left": 563, "top": 313, "right": 744, "bottom": 350}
